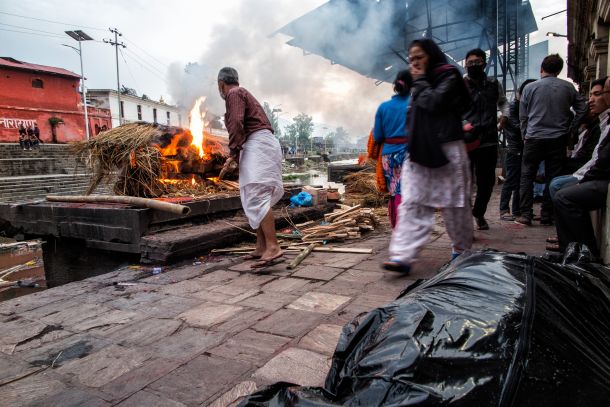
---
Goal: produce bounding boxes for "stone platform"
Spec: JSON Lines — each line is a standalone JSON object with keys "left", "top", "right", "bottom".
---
{"left": 0, "top": 189, "right": 552, "bottom": 406}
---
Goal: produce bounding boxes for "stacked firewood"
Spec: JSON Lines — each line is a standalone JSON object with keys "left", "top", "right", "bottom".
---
{"left": 296, "top": 204, "right": 380, "bottom": 242}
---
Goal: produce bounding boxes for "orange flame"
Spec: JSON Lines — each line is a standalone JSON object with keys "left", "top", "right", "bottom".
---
{"left": 189, "top": 97, "right": 207, "bottom": 158}
{"left": 191, "top": 175, "right": 196, "bottom": 186}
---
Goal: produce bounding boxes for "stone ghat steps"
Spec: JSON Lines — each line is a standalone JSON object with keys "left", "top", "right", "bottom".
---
{"left": 0, "top": 174, "right": 110, "bottom": 203}
{"left": 0, "top": 143, "right": 86, "bottom": 177}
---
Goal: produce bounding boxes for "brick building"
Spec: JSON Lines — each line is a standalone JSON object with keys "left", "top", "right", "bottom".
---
{"left": 0, "top": 57, "right": 111, "bottom": 143}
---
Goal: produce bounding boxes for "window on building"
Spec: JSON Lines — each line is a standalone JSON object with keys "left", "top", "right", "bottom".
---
{"left": 32, "top": 79, "right": 43, "bottom": 88}
{"left": 137, "top": 105, "right": 142, "bottom": 120}
{"left": 120, "top": 101, "right": 124, "bottom": 118}
{"left": 153, "top": 108, "right": 157, "bottom": 124}
{"left": 166, "top": 111, "right": 170, "bottom": 125}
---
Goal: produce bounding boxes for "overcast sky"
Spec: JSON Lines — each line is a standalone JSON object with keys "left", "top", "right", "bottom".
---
{"left": 1, "top": 0, "right": 567, "bottom": 137}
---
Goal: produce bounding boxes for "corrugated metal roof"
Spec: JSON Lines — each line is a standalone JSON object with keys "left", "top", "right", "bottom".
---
{"left": 277, "top": 0, "right": 537, "bottom": 83}
{"left": 0, "top": 57, "right": 81, "bottom": 79}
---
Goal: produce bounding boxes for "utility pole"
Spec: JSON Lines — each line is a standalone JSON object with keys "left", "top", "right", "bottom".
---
{"left": 104, "top": 28, "right": 126, "bottom": 125}
{"left": 64, "top": 30, "right": 93, "bottom": 140}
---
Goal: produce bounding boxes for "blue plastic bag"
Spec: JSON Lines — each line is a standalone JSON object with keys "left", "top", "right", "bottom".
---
{"left": 289, "top": 191, "right": 313, "bottom": 207}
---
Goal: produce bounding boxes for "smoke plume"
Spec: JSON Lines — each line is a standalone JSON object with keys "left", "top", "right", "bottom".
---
{"left": 167, "top": 0, "right": 395, "bottom": 139}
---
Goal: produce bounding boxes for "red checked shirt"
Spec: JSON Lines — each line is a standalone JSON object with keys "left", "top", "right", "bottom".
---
{"left": 224, "top": 87, "right": 274, "bottom": 159}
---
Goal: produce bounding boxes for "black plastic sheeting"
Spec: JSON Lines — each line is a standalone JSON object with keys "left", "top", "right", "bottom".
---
{"left": 239, "top": 250, "right": 610, "bottom": 406}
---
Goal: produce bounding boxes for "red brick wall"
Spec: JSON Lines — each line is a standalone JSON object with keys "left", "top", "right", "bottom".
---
{"left": 0, "top": 67, "right": 95, "bottom": 143}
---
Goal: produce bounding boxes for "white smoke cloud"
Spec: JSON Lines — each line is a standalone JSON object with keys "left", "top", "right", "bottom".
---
{"left": 166, "top": 0, "right": 395, "bottom": 139}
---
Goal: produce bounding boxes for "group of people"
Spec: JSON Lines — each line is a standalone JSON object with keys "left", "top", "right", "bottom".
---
{"left": 215, "top": 38, "right": 609, "bottom": 272}
{"left": 18, "top": 124, "right": 41, "bottom": 150}
{"left": 371, "top": 39, "right": 609, "bottom": 272}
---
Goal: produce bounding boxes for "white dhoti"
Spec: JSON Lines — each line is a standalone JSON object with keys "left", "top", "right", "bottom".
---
{"left": 239, "top": 129, "right": 284, "bottom": 229}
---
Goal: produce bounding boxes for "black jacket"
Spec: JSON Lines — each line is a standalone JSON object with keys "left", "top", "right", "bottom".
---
{"left": 463, "top": 76, "right": 507, "bottom": 146}
{"left": 581, "top": 133, "right": 610, "bottom": 182}
{"left": 572, "top": 123, "right": 601, "bottom": 163}
{"left": 408, "top": 66, "right": 471, "bottom": 168}
{"left": 503, "top": 99, "right": 523, "bottom": 152}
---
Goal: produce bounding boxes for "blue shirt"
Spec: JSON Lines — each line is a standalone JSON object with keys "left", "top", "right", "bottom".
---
{"left": 373, "top": 94, "right": 409, "bottom": 155}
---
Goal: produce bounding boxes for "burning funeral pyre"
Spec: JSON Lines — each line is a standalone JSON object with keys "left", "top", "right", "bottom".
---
{"left": 76, "top": 98, "right": 238, "bottom": 198}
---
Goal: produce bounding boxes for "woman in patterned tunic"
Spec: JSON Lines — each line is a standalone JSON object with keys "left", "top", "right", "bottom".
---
{"left": 372, "top": 70, "right": 412, "bottom": 227}
{"left": 383, "top": 39, "right": 473, "bottom": 274}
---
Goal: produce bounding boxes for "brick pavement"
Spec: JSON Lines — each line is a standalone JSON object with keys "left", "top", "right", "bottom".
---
{"left": 0, "top": 188, "right": 552, "bottom": 406}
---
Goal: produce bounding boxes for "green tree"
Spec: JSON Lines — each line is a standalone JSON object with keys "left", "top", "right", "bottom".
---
{"left": 262, "top": 102, "right": 282, "bottom": 137}
{"left": 285, "top": 113, "right": 314, "bottom": 151}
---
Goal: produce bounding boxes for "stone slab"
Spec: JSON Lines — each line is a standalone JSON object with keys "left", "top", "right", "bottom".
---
{"left": 148, "top": 327, "right": 225, "bottom": 362}
{"left": 252, "top": 347, "right": 330, "bottom": 387}
{"left": 178, "top": 303, "right": 243, "bottom": 328}
{"left": 0, "top": 317, "right": 49, "bottom": 354}
{"left": 30, "top": 388, "right": 110, "bottom": 407}
{"left": 287, "top": 292, "right": 351, "bottom": 315}
{"left": 0, "top": 353, "right": 44, "bottom": 386}
{"left": 134, "top": 295, "right": 203, "bottom": 319}
{"left": 100, "top": 358, "right": 183, "bottom": 403}
{"left": 298, "top": 324, "right": 344, "bottom": 356}
{"left": 209, "top": 308, "right": 271, "bottom": 334}
{"left": 252, "top": 309, "right": 322, "bottom": 338}
{"left": 260, "top": 277, "right": 312, "bottom": 293}
{"left": 57, "top": 344, "right": 151, "bottom": 388}
{"left": 208, "top": 329, "right": 291, "bottom": 364}
{"left": 104, "top": 318, "right": 182, "bottom": 346}
{"left": 146, "top": 355, "right": 251, "bottom": 406}
{"left": 21, "top": 333, "right": 111, "bottom": 369}
{"left": 237, "top": 291, "right": 299, "bottom": 311}
{"left": 0, "top": 371, "right": 66, "bottom": 406}
{"left": 116, "top": 390, "right": 186, "bottom": 407}
{"left": 208, "top": 381, "right": 258, "bottom": 407}
{"left": 291, "top": 265, "right": 342, "bottom": 281}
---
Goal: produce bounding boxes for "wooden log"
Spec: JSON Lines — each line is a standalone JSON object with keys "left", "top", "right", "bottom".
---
{"left": 287, "top": 243, "right": 318, "bottom": 269}
{"left": 46, "top": 195, "right": 191, "bottom": 215}
{"left": 286, "top": 246, "right": 373, "bottom": 254}
{"left": 324, "top": 205, "right": 361, "bottom": 222}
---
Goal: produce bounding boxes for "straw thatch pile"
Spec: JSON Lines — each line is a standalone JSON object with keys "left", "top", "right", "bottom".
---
{"left": 74, "top": 122, "right": 233, "bottom": 198}
{"left": 343, "top": 170, "right": 387, "bottom": 207}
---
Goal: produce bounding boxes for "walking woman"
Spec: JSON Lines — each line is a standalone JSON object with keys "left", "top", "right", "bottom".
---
{"left": 372, "top": 70, "right": 412, "bottom": 227}
{"left": 384, "top": 39, "right": 473, "bottom": 273}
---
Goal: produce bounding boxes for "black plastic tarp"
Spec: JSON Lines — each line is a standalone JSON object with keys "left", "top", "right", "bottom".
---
{"left": 239, "top": 251, "right": 610, "bottom": 406}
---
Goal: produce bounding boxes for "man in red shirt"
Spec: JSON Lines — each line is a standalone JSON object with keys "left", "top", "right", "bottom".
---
{"left": 218, "top": 67, "right": 284, "bottom": 267}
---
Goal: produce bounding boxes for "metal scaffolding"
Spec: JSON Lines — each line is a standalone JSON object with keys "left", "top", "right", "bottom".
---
{"left": 278, "top": 0, "right": 536, "bottom": 95}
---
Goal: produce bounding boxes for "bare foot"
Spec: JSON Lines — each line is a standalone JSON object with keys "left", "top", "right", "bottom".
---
{"left": 259, "top": 247, "right": 283, "bottom": 262}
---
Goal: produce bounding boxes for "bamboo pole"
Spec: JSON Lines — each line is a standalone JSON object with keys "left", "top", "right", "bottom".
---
{"left": 287, "top": 243, "right": 318, "bottom": 269}
{"left": 46, "top": 195, "right": 191, "bottom": 216}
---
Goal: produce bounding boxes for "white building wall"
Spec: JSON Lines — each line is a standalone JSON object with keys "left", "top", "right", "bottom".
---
{"left": 88, "top": 91, "right": 181, "bottom": 128}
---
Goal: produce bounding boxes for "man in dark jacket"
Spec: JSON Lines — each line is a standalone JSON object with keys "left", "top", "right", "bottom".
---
{"left": 552, "top": 76, "right": 610, "bottom": 258}
{"left": 499, "top": 79, "right": 536, "bottom": 220}
{"left": 463, "top": 48, "right": 509, "bottom": 230}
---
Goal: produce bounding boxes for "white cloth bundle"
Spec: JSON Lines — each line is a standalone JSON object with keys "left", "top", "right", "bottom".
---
{"left": 239, "top": 129, "right": 284, "bottom": 229}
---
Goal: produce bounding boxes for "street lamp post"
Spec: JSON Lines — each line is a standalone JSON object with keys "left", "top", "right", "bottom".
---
{"left": 65, "top": 30, "right": 93, "bottom": 140}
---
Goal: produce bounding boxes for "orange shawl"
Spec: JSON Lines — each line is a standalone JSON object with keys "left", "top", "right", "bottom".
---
{"left": 367, "top": 129, "right": 388, "bottom": 193}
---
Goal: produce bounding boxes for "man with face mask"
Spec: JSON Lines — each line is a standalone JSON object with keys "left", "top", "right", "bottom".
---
{"left": 217, "top": 67, "right": 284, "bottom": 268}
{"left": 462, "top": 48, "right": 509, "bottom": 231}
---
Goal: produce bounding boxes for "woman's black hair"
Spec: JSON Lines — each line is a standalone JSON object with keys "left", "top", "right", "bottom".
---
{"left": 409, "top": 39, "right": 448, "bottom": 78}
{"left": 518, "top": 79, "right": 536, "bottom": 97}
{"left": 393, "top": 69, "right": 413, "bottom": 96}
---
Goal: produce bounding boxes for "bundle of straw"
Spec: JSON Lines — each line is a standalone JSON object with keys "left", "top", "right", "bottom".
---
{"left": 73, "top": 122, "right": 175, "bottom": 197}
{"left": 343, "top": 170, "right": 387, "bottom": 206}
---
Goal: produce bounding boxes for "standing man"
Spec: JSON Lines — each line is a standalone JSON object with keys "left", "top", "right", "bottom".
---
{"left": 217, "top": 67, "right": 284, "bottom": 268}
{"left": 463, "top": 48, "right": 509, "bottom": 230}
{"left": 516, "top": 54, "right": 587, "bottom": 226}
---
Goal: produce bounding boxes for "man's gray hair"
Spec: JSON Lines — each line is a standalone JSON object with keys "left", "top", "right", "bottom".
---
{"left": 218, "top": 67, "right": 239, "bottom": 85}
